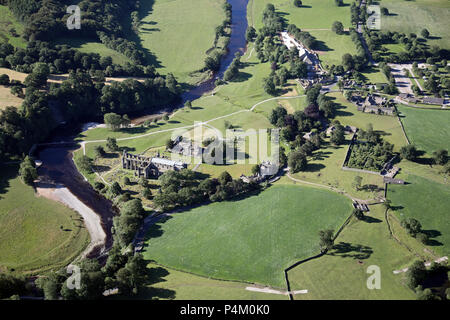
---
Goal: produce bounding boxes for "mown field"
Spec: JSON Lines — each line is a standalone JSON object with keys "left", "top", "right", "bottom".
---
{"left": 287, "top": 205, "right": 417, "bottom": 299}
{"left": 397, "top": 106, "right": 450, "bottom": 155}
{"left": 0, "top": 165, "right": 89, "bottom": 273}
{"left": 137, "top": 0, "right": 226, "bottom": 84}
{"left": 143, "top": 184, "right": 352, "bottom": 288}
{"left": 380, "top": 0, "right": 450, "bottom": 49}
{"left": 388, "top": 173, "right": 450, "bottom": 257}
{"left": 309, "top": 30, "right": 358, "bottom": 67}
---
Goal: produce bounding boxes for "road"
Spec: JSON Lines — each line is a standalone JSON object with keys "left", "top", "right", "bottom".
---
{"left": 357, "top": 0, "right": 376, "bottom": 65}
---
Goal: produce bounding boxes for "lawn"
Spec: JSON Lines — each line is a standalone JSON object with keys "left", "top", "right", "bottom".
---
{"left": 397, "top": 105, "right": 450, "bottom": 155}
{"left": 0, "top": 5, "right": 26, "bottom": 48}
{"left": 143, "top": 184, "right": 352, "bottom": 288}
{"left": 287, "top": 205, "right": 417, "bottom": 299}
{"left": 388, "top": 173, "right": 450, "bottom": 257}
{"left": 134, "top": 263, "right": 287, "bottom": 300}
{"left": 380, "top": 0, "right": 450, "bottom": 49}
{"left": 309, "top": 30, "right": 358, "bottom": 67}
{"left": 136, "top": 0, "right": 226, "bottom": 84}
{"left": 53, "top": 37, "right": 132, "bottom": 66}
{"left": 0, "top": 165, "right": 89, "bottom": 273}
{"left": 249, "top": 0, "right": 353, "bottom": 30}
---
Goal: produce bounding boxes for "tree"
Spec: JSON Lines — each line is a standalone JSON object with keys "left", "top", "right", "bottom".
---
{"left": 400, "top": 144, "right": 419, "bottom": 161}
{"left": 19, "top": 156, "right": 37, "bottom": 186}
{"left": 94, "top": 146, "right": 105, "bottom": 159}
{"left": 184, "top": 100, "right": 192, "bottom": 109}
{"left": 288, "top": 150, "right": 307, "bottom": 173}
{"left": 380, "top": 7, "right": 389, "bottom": 16}
{"left": 332, "top": 21, "right": 344, "bottom": 35}
{"left": 421, "top": 29, "right": 430, "bottom": 39}
{"left": 401, "top": 217, "right": 422, "bottom": 237}
{"left": 104, "top": 113, "right": 123, "bottom": 131}
{"left": 263, "top": 76, "right": 276, "bottom": 95}
{"left": 342, "top": 53, "right": 355, "bottom": 71}
{"left": 330, "top": 125, "right": 345, "bottom": 145}
{"left": 246, "top": 26, "right": 257, "bottom": 42}
{"left": 433, "top": 149, "right": 448, "bottom": 165}
{"left": 122, "top": 176, "right": 131, "bottom": 186}
{"left": 219, "top": 171, "right": 232, "bottom": 186}
{"left": 294, "top": 0, "right": 303, "bottom": 7}
{"left": 106, "top": 137, "right": 119, "bottom": 152}
{"left": 352, "top": 175, "right": 362, "bottom": 191}
{"left": 406, "top": 260, "right": 426, "bottom": 289}
{"left": 319, "top": 229, "right": 334, "bottom": 252}
{"left": 0, "top": 74, "right": 9, "bottom": 85}
{"left": 110, "top": 182, "right": 122, "bottom": 196}
{"left": 77, "top": 155, "right": 93, "bottom": 174}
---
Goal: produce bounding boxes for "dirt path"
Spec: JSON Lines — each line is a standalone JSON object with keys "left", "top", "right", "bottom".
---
{"left": 36, "top": 183, "right": 106, "bottom": 260}
{"left": 393, "top": 256, "right": 448, "bottom": 274}
{"left": 245, "top": 286, "right": 307, "bottom": 296}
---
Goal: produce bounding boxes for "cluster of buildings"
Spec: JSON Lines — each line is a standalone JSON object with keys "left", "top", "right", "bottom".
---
{"left": 397, "top": 93, "right": 445, "bottom": 106}
{"left": 170, "top": 136, "right": 203, "bottom": 157}
{"left": 280, "top": 31, "right": 325, "bottom": 84}
{"left": 240, "top": 161, "right": 278, "bottom": 184}
{"left": 350, "top": 93, "right": 395, "bottom": 115}
{"left": 122, "top": 151, "right": 187, "bottom": 179}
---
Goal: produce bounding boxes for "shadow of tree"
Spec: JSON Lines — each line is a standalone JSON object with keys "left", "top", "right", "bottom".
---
{"left": 329, "top": 242, "right": 373, "bottom": 260}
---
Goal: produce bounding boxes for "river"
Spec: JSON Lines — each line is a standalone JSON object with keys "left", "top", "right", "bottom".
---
{"left": 35, "top": 0, "right": 250, "bottom": 260}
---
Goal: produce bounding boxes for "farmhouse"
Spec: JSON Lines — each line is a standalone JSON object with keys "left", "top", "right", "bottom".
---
{"left": 122, "top": 151, "right": 187, "bottom": 178}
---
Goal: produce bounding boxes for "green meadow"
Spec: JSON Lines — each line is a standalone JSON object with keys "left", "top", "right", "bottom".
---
{"left": 143, "top": 184, "right": 352, "bottom": 288}
{"left": 397, "top": 106, "right": 450, "bottom": 155}
{"left": 287, "top": 205, "right": 417, "bottom": 300}
{"left": 0, "top": 165, "right": 89, "bottom": 273}
{"left": 137, "top": 0, "right": 226, "bottom": 84}
{"left": 381, "top": 0, "right": 450, "bottom": 49}
{"left": 388, "top": 173, "right": 450, "bottom": 257}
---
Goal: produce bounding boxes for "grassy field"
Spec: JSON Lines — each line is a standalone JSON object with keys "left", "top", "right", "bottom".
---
{"left": 287, "top": 205, "right": 417, "bottom": 299}
{"left": 143, "top": 184, "right": 352, "bottom": 288}
{"left": 397, "top": 105, "right": 450, "bottom": 155}
{"left": 388, "top": 173, "right": 450, "bottom": 257}
{"left": 309, "top": 30, "right": 358, "bottom": 67}
{"left": 0, "top": 5, "right": 26, "bottom": 48}
{"left": 53, "top": 37, "right": 132, "bottom": 66}
{"left": 380, "top": 0, "right": 450, "bottom": 49}
{"left": 0, "top": 165, "right": 89, "bottom": 273}
{"left": 134, "top": 263, "right": 287, "bottom": 300}
{"left": 0, "top": 85, "right": 23, "bottom": 110}
{"left": 136, "top": 0, "right": 226, "bottom": 84}
{"left": 249, "top": 0, "right": 353, "bottom": 30}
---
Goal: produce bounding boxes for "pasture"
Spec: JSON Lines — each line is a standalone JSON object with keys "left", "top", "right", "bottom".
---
{"left": 380, "top": 0, "right": 450, "bottom": 49}
{"left": 136, "top": 0, "right": 226, "bottom": 84}
{"left": 388, "top": 173, "right": 450, "bottom": 257}
{"left": 397, "top": 105, "right": 450, "bottom": 155}
{"left": 249, "top": 0, "right": 353, "bottom": 30}
{"left": 143, "top": 184, "right": 352, "bottom": 288}
{"left": 287, "top": 205, "right": 417, "bottom": 299}
{"left": 0, "top": 165, "right": 89, "bottom": 273}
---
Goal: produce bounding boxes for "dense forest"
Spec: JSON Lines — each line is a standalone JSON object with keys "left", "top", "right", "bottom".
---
{"left": 3, "top": 0, "right": 148, "bottom": 66}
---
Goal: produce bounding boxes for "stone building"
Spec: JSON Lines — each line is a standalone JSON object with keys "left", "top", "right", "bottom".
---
{"left": 122, "top": 151, "right": 187, "bottom": 178}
